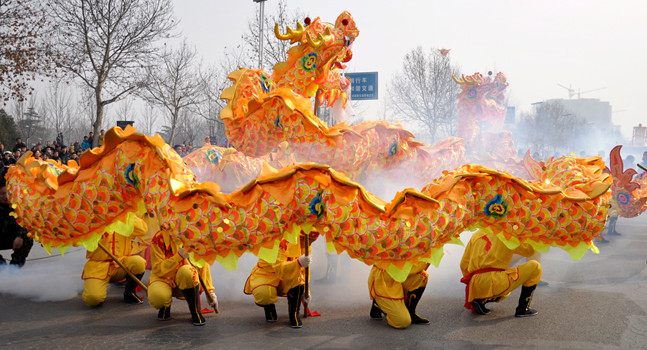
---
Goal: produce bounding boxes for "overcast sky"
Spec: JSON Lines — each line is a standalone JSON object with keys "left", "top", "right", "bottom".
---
{"left": 172, "top": 0, "right": 647, "bottom": 139}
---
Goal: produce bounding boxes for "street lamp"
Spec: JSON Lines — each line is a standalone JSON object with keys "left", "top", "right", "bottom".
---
{"left": 253, "top": 0, "right": 268, "bottom": 69}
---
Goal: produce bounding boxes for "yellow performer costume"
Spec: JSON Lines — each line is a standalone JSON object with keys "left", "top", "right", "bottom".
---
{"left": 368, "top": 262, "right": 430, "bottom": 329}
{"left": 244, "top": 232, "right": 316, "bottom": 328}
{"left": 147, "top": 230, "right": 216, "bottom": 326}
{"left": 460, "top": 229, "right": 542, "bottom": 317}
{"left": 81, "top": 217, "right": 148, "bottom": 307}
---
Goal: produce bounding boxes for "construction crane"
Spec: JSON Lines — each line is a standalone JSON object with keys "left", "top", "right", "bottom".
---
{"left": 558, "top": 84, "right": 606, "bottom": 99}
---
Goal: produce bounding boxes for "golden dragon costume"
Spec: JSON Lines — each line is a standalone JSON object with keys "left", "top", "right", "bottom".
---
{"left": 5, "top": 126, "right": 610, "bottom": 284}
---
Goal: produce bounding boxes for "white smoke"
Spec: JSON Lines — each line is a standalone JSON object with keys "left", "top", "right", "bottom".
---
{"left": 0, "top": 246, "right": 85, "bottom": 302}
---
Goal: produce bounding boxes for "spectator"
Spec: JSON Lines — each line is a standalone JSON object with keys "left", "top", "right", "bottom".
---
{"left": 33, "top": 149, "right": 42, "bottom": 160}
{"left": 98, "top": 129, "right": 105, "bottom": 147}
{"left": 60, "top": 146, "right": 70, "bottom": 164}
{"left": 0, "top": 176, "right": 34, "bottom": 266}
{"left": 81, "top": 136, "right": 91, "bottom": 151}
{"left": 2, "top": 152, "right": 15, "bottom": 171}
{"left": 44, "top": 147, "right": 54, "bottom": 159}
{"left": 88, "top": 132, "right": 94, "bottom": 149}
{"left": 624, "top": 155, "right": 636, "bottom": 170}
{"left": 173, "top": 144, "right": 183, "bottom": 157}
{"left": 56, "top": 132, "right": 64, "bottom": 147}
{"left": 639, "top": 151, "right": 647, "bottom": 172}
{"left": 13, "top": 138, "right": 26, "bottom": 153}
{"left": 73, "top": 140, "right": 81, "bottom": 153}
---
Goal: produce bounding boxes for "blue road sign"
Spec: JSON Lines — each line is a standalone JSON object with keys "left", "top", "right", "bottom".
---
{"left": 346, "top": 72, "right": 378, "bottom": 100}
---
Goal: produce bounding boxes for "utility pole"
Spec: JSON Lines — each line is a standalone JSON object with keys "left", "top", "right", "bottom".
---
{"left": 253, "top": 0, "right": 268, "bottom": 69}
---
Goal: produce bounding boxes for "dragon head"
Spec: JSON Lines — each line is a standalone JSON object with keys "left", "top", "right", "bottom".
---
{"left": 454, "top": 71, "right": 508, "bottom": 124}
{"left": 272, "top": 11, "right": 359, "bottom": 108}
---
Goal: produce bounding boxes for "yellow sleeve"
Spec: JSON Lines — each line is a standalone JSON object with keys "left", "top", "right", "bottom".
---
{"left": 511, "top": 243, "right": 535, "bottom": 259}
{"left": 199, "top": 264, "right": 214, "bottom": 293}
{"left": 131, "top": 216, "right": 148, "bottom": 237}
{"left": 271, "top": 257, "right": 302, "bottom": 282}
{"left": 151, "top": 239, "right": 184, "bottom": 281}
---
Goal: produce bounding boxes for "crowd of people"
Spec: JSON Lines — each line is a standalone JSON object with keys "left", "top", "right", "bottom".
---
{"left": 1, "top": 130, "right": 107, "bottom": 172}
{"left": 0, "top": 129, "right": 232, "bottom": 171}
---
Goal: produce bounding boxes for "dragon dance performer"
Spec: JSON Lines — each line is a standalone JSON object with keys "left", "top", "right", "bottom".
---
{"left": 0, "top": 176, "right": 33, "bottom": 267}
{"left": 368, "top": 262, "right": 431, "bottom": 329}
{"left": 81, "top": 216, "right": 148, "bottom": 307}
{"left": 244, "top": 231, "right": 316, "bottom": 328}
{"left": 147, "top": 229, "right": 218, "bottom": 326}
{"left": 460, "top": 229, "right": 542, "bottom": 317}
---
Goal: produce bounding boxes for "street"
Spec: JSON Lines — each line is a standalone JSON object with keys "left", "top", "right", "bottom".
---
{"left": 1, "top": 215, "right": 646, "bottom": 350}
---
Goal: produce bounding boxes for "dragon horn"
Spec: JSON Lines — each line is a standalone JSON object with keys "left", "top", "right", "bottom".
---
{"left": 274, "top": 22, "right": 306, "bottom": 43}
{"left": 306, "top": 27, "right": 333, "bottom": 48}
{"left": 452, "top": 74, "right": 466, "bottom": 84}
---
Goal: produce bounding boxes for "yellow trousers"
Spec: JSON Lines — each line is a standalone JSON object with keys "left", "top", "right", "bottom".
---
{"left": 369, "top": 266, "right": 428, "bottom": 329}
{"left": 470, "top": 260, "right": 542, "bottom": 303}
{"left": 148, "top": 265, "right": 200, "bottom": 309}
{"left": 82, "top": 256, "right": 146, "bottom": 307}
{"left": 251, "top": 282, "right": 298, "bottom": 305}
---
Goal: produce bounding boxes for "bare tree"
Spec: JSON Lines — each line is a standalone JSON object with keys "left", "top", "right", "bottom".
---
{"left": 42, "top": 78, "right": 75, "bottom": 138}
{"left": 514, "top": 100, "right": 585, "bottom": 158}
{"left": 193, "top": 63, "right": 231, "bottom": 145}
{"left": 387, "top": 47, "right": 460, "bottom": 143}
{"left": 0, "top": 0, "right": 64, "bottom": 102}
{"left": 11, "top": 100, "right": 27, "bottom": 136}
{"left": 11, "top": 95, "right": 45, "bottom": 146}
{"left": 175, "top": 109, "right": 205, "bottom": 147}
{"left": 140, "top": 102, "right": 159, "bottom": 136}
{"left": 72, "top": 87, "right": 96, "bottom": 142}
{"left": 242, "top": 0, "right": 305, "bottom": 71}
{"left": 141, "top": 39, "right": 204, "bottom": 145}
{"left": 116, "top": 98, "right": 135, "bottom": 123}
{"left": 50, "top": 0, "right": 176, "bottom": 146}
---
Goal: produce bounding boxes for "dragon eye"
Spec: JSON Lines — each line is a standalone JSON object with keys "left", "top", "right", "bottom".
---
{"left": 342, "top": 19, "right": 349, "bottom": 26}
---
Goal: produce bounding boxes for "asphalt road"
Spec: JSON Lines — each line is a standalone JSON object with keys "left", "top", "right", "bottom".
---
{"left": 1, "top": 215, "right": 646, "bottom": 350}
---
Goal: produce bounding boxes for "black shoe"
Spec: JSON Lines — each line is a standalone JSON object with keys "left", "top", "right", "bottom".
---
{"left": 287, "top": 285, "right": 305, "bottom": 328}
{"left": 263, "top": 304, "right": 278, "bottom": 322}
{"left": 370, "top": 300, "right": 383, "bottom": 320}
{"left": 158, "top": 305, "right": 171, "bottom": 321}
{"left": 472, "top": 299, "right": 491, "bottom": 315}
{"left": 181, "top": 285, "right": 206, "bottom": 326}
{"left": 515, "top": 285, "right": 538, "bottom": 317}
{"left": 9, "top": 236, "right": 33, "bottom": 267}
{"left": 515, "top": 308, "right": 538, "bottom": 317}
{"left": 406, "top": 287, "right": 430, "bottom": 325}
{"left": 124, "top": 273, "right": 144, "bottom": 304}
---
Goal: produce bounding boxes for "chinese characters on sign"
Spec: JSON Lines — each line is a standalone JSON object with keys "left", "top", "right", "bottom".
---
{"left": 346, "top": 72, "right": 378, "bottom": 100}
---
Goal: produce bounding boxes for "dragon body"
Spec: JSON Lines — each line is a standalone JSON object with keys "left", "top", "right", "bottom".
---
{"left": 604, "top": 145, "right": 647, "bottom": 218}
{"left": 219, "top": 12, "right": 467, "bottom": 186}
{"left": 453, "top": 72, "right": 519, "bottom": 168}
{"left": 6, "top": 127, "right": 610, "bottom": 282}
{"left": 182, "top": 143, "right": 295, "bottom": 193}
